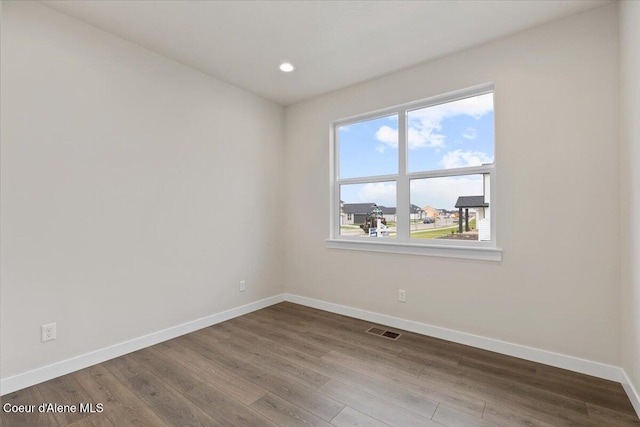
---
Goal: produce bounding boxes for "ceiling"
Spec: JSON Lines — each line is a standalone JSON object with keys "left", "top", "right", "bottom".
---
{"left": 41, "top": 0, "right": 611, "bottom": 106}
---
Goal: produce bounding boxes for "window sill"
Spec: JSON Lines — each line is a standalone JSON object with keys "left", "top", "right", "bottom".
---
{"left": 325, "top": 239, "right": 503, "bottom": 261}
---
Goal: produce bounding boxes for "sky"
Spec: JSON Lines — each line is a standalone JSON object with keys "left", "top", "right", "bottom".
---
{"left": 339, "top": 93, "right": 493, "bottom": 210}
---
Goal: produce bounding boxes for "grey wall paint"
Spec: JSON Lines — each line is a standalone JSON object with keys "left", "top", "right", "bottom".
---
{"left": 284, "top": 5, "right": 621, "bottom": 366}
{"left": 1, "top": 1, "right": 285, "bottom": 378}
{"left": 620, "top": 0, "right": 640, "bottom": 398}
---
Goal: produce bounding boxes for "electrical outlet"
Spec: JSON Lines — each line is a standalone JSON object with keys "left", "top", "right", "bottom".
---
{"left": 398, "top": 289, "right": 406, "bottom": 303}
{"left": 239, "top": 280, "right": 246, "bottom": 292}
{"left": 41, "top": 323, "right": 56, "bottom": 342}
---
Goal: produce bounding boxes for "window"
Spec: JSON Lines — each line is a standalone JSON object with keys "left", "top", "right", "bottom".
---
{"left": 329, "top": 84, "right": 501, "bottom": 261}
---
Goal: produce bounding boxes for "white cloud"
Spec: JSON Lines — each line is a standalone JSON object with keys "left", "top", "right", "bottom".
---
{"left": 411, "top": 175, "right": 484, "bottom": 210}
{"left": 357, "top": 182, "right": 396, "bottom": 207}
{"left": 375, "top": 144, "right": 386, "bottom": 153}
{"left": 375, "top": 123, "right": 446, "bottom": 150}
{"left": 440, "top": 150, "right": 493, "bottom": 169}
{"left": 375, "top": 126, "right": 398, "bottom": 148}
{"left": 462, "top": 127, "right": 477, "bottom": 140}
{"left": 407, "top": 124, "right": 445, "bottom": 149}
{"left": 374, "top": 93, "right": 492, "bottom": 152}
{"left": 406, "top": 92, "right": 493, "bottom": 150}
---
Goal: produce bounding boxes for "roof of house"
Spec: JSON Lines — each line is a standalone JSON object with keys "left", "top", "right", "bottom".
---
{"left": 342, "top": 203, "right": 378, "bottom": 214}
{"left": 455, "top": 196, "right": 489, "bottom": 208}
{"left": 409, "top": 204, "right": 422, "bottom": 213}
{"left": 379, "top": 206, "right": 396, "bottom": 215}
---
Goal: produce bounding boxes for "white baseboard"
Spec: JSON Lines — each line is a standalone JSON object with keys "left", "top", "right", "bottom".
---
{"left": 283, "top": 294, "right": 624, "bottom": 382}
{"left": 0, "top": 294, "right": 284, "bottom": 396}
{"left": 621, "top": 369, "right": 640, "bottom": 417}
{"left": 3, "top": 291, "right": 639, "bottom": 420}
{"left": 285, "top": 293, "right": 640, "bottom": 418}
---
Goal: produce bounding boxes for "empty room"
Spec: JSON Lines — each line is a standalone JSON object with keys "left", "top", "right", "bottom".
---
{"left": 1, "top": 0, "right": 639, "bottom": 426}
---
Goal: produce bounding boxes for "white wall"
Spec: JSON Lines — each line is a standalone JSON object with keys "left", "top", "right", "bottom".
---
{"left": 0, "top": 1, "right": 284, "bottom": 379}
{"left": 284, "top": 5, "right": 621, "bottom": 365}
{"left": 620, "top": 0, "right": 640, "bottom": 400}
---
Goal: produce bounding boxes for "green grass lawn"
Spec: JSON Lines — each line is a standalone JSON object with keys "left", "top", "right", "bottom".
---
{"left": 411, "top": 219, "right": 476, "bottom": 239}
{"left": 410, "top": 226, "right": 458, "bottom": 239}
{"left": 340, "top": 225, "right": 361, "bottom": 230}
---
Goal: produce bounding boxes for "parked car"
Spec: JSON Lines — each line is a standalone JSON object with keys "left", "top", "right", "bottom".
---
{"left": 423, "top": 218, "right": 435, "bottom": 224}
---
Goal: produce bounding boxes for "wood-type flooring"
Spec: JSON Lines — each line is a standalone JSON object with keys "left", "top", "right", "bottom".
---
{"left": 2, "top": 302, "right": 638, "bottom": 426}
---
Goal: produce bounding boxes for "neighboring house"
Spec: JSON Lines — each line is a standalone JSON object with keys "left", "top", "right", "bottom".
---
{"left": 422, "top": 205, "right": 440, "bottom": 219}
{"left": 410, "top": 204, "right": 423, "bottom": 221}
{"left": 342, "top": 203, "right": 378, "bottom": 225}
{"left": 378, "top": 205, "right": 397, "bottom": 223}
{"left": 342, "top": 203, "right": 423, "bottom": 224}
{"left": 339, "top": 200, "right": 365, "bottom": 225}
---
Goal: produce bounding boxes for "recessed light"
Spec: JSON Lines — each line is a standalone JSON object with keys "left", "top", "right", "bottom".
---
{"left": 279, "top": 62, "right": 295, "bottom": 72}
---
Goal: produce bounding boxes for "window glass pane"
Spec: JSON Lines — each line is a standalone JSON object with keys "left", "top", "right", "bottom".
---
{"left": 407, "top": 93, "right": 494, "bottom": 173}
{"left": 409, "top": 174, "right": 490, "bottom": 241}
{"left": 340, "top": 182, "right": 396, "bottom": 238}
{"left": 339, "top": 115, "right": 398, "bottom": 179}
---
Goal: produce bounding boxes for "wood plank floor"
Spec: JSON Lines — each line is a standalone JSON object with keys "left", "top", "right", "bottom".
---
{"left": 2, "top": 302, "right": 639, "bottom": 426}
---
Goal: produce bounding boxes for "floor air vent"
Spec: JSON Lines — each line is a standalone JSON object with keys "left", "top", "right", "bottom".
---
{"left": 366, "top": 327, "right": 402, "bottom": 340}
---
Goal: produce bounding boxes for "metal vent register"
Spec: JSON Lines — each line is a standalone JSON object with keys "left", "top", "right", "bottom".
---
{"left": 366, "top": 327, "right": 402, "bottom": 340}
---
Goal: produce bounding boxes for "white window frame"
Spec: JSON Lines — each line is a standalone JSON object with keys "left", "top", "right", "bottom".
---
{"left": 327, "top": 83, "right": 502, "bottom": 261}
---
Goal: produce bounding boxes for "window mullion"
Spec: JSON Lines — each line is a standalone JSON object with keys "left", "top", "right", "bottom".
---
{"left": 396, "top": 109, "right": 409, "bottom": 240}
{"left": 331, "top": 126, "right": 339, "bottom": 239}
{"left": 407, "top": 165, "right": 493, "bottom": 180}
{"left": 337, "top": 174, "right": 399, "bottom": 185}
